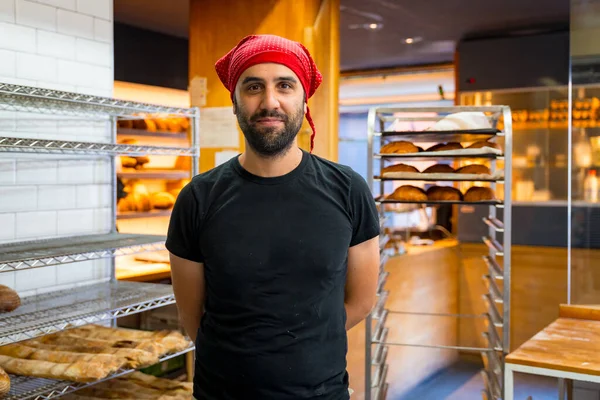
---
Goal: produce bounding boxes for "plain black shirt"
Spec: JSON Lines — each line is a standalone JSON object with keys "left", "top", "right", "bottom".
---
{"left": 165, "top": 149, "right": 380, "bottom": 399}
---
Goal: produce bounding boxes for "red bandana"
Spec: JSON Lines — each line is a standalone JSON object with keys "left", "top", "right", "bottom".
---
{"left": 215, "top": 34, "right": 323, "bottom": 152}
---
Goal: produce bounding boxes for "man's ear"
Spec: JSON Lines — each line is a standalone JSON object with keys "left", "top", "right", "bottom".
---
{"left": 304, "top": 102, "right": 307, "bottom": 114}
{"left": 232, "top": 99, "right": 237, "bottom": 115}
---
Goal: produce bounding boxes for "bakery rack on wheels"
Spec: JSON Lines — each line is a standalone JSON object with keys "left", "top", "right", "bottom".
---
{"left": 0, "top": 82, "right": 200, "bottom": 399}
{"left": 364, "top": 106, "right": 512, "bottom": 400}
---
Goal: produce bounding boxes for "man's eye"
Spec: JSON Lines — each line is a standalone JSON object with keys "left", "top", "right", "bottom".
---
{"left": 248, "top": 85, "right": 261, "bottom": 91}
{"left": 280, "top": 83, "right": 292, "bottom": 89}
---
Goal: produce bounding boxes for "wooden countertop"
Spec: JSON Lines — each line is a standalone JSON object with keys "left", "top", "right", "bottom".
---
{"left": 506, "top": 305, "right": 600, "bottom": 376}
{"left": 402, "top": 238, "right": 459, "bottom": 255}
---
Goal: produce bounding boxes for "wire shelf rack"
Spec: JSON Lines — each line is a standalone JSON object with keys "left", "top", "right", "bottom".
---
{"left": 0, "top": 233, "right": 167, "bottom": 273}
{"left": 0, "top": 83, "right": 198, "bottom": 118}
{"left": 5, "top": 344, "right": 195, "bottom": 400}
{"left": 0, "top": 136, "right": 198, "bottom": 156}
{"left": 0, "top": 281, "right": 175, "bottom": 345}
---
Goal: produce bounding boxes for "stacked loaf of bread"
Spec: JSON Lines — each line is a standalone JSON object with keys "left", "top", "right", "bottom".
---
{"left": 380, "top": 139, "right": 500, "bottom": 155}
{"left": 117, "top": 118, "right": 190, "bottom": 134}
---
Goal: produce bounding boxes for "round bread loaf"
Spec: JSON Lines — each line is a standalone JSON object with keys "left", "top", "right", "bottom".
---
{"left": 426, "top": 142, "right": 463, "bottom": 152}
{"left": 120, "top": 156, "right": 137, "bottom": 168}
{"left": 380, "top": 141, "right": 420, "bottom": 154}
{"left": 464, "top": 186, "right": 495, "bottom": 202}
{"left": 151, "top": 192, "right": 176, "bottom": 210}
{"left": 0, "top": 367, "right": 9, "bottom": 397}
{"left": 0, "top": 285, "right": 20, "bottom": 313}
{"left": 456, "top": 164, "right": 491, "bottom": 175}
{"left": 423, "top": 164, "right": 455, "bottom": 174}
{"left": 382, "top": 163, "right": 419, "bottom": 174}
{"left": 467, "top": 140, "right": 500, "bottom": 150}
{"left": 387, "top": 185, "right": 427, "bottom": 202}
{"left": 426, "top": 186, "right": 463, "bottom": 201}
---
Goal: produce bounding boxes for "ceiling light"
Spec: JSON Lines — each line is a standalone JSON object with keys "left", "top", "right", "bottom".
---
{"left": 369, "top": 23, "right": 378, "bottom": 29}
{"left": 405, "top": 38, "right": 414, "bottom": 44}
{"left": 404, "top": 36, "right": 423, "bottom": 44}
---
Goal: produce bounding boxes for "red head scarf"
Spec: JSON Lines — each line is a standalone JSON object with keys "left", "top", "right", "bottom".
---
{"left": 215, "top": 34, "right": 323, "bottom": 152}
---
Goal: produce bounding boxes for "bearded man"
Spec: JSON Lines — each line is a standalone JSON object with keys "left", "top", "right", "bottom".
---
{"left": 166, "top": 34, "right": 380, "bottom": 400}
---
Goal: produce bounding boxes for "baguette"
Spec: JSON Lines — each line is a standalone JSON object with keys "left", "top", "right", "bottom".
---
{"left": 126, "top": 371, "right": 194, "bottom": 391}
{"left": 36, "top": 333, "right": 162, "bottom": 357}
{"left": 0, "top": 354, "right": 115, "bottom": 383}
{"left": 0, "top": 366, "right": 9, "bottom": 398}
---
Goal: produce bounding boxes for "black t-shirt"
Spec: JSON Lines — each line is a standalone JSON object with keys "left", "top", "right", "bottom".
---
{"left": 165, "top": 150, "right": 380, "bottom": 400}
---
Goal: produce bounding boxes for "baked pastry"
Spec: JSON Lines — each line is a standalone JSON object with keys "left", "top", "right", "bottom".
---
{"left": 0, "top": 285, "right": 20, "bottom": 313}
{"left": 422, "top": 164, "right": 455, "bottom": 174}
{"left": 120, "top": 156, "right": 137, "bottom": 168}
{"left": 426, "top": 142, "right": 463, "bottom": 152}
{"left": 426, "top": 186, "right": 463, "bottom": 201}
{"left": 151, "top": 192, "right": 175, "bottom": 210}
{"left": 464, "top": 186, "right": 495, "bottom": 202}
{"left": 0, "top": 367, "right": 9, "bottom": 398}
{"left": 456, "top": 164, "right": 491, "bottom": 175}
{"left": 467, "top": 140, "right": 501, "bottom": 150}
{"left": 386, "top": 185, "right": 427, "bottom": 202}
{"left": 382, "top": 163, "right": 419, "bottom": 174}
{"left": 133, "top": 155, "right": 150, "bottom": 169}
{"left": 380, "top": 141, "right": 421, "bottom": 154}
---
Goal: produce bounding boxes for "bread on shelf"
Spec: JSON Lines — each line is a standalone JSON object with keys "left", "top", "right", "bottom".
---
{"left": 0, "top": 285, "right": 20, "bottom": 313}
{"left": 0, "top": 367, "right": 9, "bottom": 398}
{"left": 426, "top": 142, "right": 463, "bottom": 152}
{"left": 382, "top": 163, "right": 419, "bottom": 174}
{"left": 464, "top": 186, "right": 496, "bottom": 202}
{"left": 422, "top": 164, "right": 455, "bottom": 174}
{"left": 380, "top": 141, "right": 421, "bottom": 154}
{"left": 455, "top": 164, "right": 491, "bottom": 175}
{"left": 426, "top": 186, "right": 463, "bottom": 201}
{"left": 386, "top": 185, "right": 427, "bottom": 202}
{"left": 467, "top": 140, "right": 500, "bottom": 150}
{"left": 151, "top": 192, "right": 175, "bottom": 210}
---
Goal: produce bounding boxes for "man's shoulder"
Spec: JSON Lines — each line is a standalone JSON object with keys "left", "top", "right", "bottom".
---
{"left": 188, "top": 157, "right": 238, "bottom": 188}
{"left": 307, "top": 152, "right": 365, "bottom": 185}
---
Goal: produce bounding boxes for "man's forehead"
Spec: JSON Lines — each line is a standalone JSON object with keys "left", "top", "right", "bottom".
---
{"left": 238, "top": 63, "right": 299, "bottom": 81}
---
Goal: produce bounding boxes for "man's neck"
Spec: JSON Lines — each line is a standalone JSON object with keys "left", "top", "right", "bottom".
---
{"left": 238, "top": 144, "right": 304, "bottom": 178}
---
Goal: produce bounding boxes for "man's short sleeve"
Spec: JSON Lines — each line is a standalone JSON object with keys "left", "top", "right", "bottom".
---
{"left": 165, "top": 183, "right": 204, "bottom": 262}
{"left": 349, "top": 171, "right": 380, "bottom": 247}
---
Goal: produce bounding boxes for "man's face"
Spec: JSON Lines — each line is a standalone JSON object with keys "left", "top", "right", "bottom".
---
{"left": 234, "top": 63, "right": 306, "bottom": 157}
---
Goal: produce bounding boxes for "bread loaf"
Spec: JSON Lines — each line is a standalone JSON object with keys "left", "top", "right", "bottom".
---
{"left": 0, "top": 367, "right": 9, "bottom": 398}
{"left": 422, "top": 164, "right": 455, "bottom": 174}
{"left": 387, "top": 185, "right": 427, "bottom": 202}
{"left": 426, "top": 142, "right": 463, "bottom": 152}
{"left": 464, "top": 186, "right": 495, "bottom": 202}
{"left": 467, "top": 140, "right": 500, "bottom": 150}
{"left": 456, "top": 164, "right": 491, "bottom": 175}
{"left": 380, "top": 141, "right": 421, "bottom": 154}
{"left": 426, "top": 186, "right": 463, "bottom": 201}
{"left": 0, "top": 285, "right": 20, "bottom": 313}
{"left": 151, "top": 192, "right": 175, "bottom": 210}
{"left": 120, "top": 156, "right": 137, "bottom": 168}
{"left": 382, "top": 163, "right": 419, "bottom": 174}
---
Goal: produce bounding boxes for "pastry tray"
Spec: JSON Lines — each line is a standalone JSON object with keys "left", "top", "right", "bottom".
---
{"left": 378, "top": 146, "right": 503, "bottom": 160}
{"left": 5, "top": 343, "right": 195, "bottom": 400}
{"left": 375, "top": 196, "right": 503, "bottom": 206}
{"left": 380, "top": 128, "right": 501, "bottom": 142}
{"left": 377, "top": 171, "right": 504, "bottom": 182}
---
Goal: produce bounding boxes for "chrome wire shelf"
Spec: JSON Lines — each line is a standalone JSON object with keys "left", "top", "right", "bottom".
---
{"left": 0, "top": 83, "right": 197, "bottom": 118}
{"left": 0, "top": 136, "right": 198, "bottom": 156}
{"left": 0, "top": 233, "right": 167, "bottom": 273}
{"left": 6, "top": 344, "right": 195, "bottom": 400}
{"left": 0, "top": 281, "right": 175, "bottom": 345}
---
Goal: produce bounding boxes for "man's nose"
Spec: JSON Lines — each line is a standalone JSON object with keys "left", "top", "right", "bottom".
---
{"left": 261, "top": 88, "right": 280, "bottom": 110}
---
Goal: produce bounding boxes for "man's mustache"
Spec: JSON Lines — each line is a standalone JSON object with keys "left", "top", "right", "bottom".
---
{"left": 250, "top": 110, "right": 288, "bottom": 122}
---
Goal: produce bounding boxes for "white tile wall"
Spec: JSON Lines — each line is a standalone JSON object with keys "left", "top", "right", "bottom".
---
{"left": 0, "top": 0, "right": 114, "bottom": 296}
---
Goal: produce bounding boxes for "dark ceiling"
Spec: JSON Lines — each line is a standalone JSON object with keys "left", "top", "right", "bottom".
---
{"left": 114, "top": 0, "right": 569, "bottom": 72}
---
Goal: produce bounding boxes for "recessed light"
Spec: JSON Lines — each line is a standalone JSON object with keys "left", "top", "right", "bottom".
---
{"left": 369, "top": 23, "right": 379, "bottom": 29}
{"left": 405, "top": 38, "right": 414, "bottom": 44}
{"left": 404, "top": 36, "right": 423, "bottom": 44}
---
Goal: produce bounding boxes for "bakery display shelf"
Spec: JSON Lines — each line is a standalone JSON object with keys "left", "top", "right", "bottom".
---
{"left": 483, "top": 327, "right": 503, "bottom": 353}
{"left": 371, "top": 383, "right": 388, "bottom": 400}
{"left": 117, "top": 169, "right": 190, "bottom": 180}
{"left": 5, "top": 343, "right": 195, "bottom": 400}
{"left": 483, "top": 256, "right": 504, "bottom": 281}
{"left": 0, "top": 233, "right": 166, "bottom": 273}
{"left": 371, "top": 291, "right": 389, "bottom": 320}
{"left": 378, "top": 129, "right": 500, "bottom": 142}
{"left": 0, "top": 82, "right": 197, "bottom": 118}
{"left": 372, "top": 338, "right": 389, "bottom": 367}
{"left": 375, "top": 196, "right": 503, "bottom": 206}
{"left": 117, "top": 128, "right": 188, "bottom": 139}
{"left": 375, "top": 175, "right": 503, "bottom": 183}
{"left": 377, "top": 271, "right": 389, "bottom": 293}
{"left": 377, "top": 152, "right": 502, "bottom": 160}
{"left": 371, "top": 364, "right": 388, "bottom": 389}
{"left": 483, "top": 217, "right": 505, "bottom": 232}
{"left": 483, "top": 236, "right": 504, "bottom": 256}
{"left": 0, "top": 281, "right": 175, "bottom": 345}
{"left": 483, "top": 274, "right": 504, "bottom": 304}
{"left": 117, "top": 210, "right": 173, "bottom": 220}
{"left": 483, "top": 294, "right": 504, "bottom": 328}
{"left": 0, "top": 136, "right": 198, "bottom": 156}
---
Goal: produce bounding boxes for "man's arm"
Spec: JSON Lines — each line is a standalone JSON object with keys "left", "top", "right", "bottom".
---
{"left": 169, "top": 252, "right": 205, "bottom": 342}
{"left": 344, "top": 236, "right": 380, "bottom": 331}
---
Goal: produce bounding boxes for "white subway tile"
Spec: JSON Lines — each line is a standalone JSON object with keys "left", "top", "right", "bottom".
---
{"left": 76, "top": 0, "right": 110, "bottom": 20}
{"left": 56, "top": 259, "right": 94, "bottom": 284}
{"left": 0, "top": 76, "right": 36, "bottom": 86}
{"left": 41, "top": 82, "right": 75, "bottom": 92}
{"left": 0, "top": 271, "right": 16, "bottom": 290}
{"left": 93, "top": 158, "right": 111, "bottom": 184}
{"left": 93, "top": 17, "right": 111, "bottom": 43}
{"left": 75, "top": 38, "right": 111, "bottom": 67}
{"left": 93, "top": 207, "right": 111, "bottom": 232}
{"left": 93, "top": 259, "right": 110, "bottom": 280}
{"left": 57, "top": 8, "right": 92, "bottom": 39}
{"left": 0, "top": 49, "right": 15, "bottom": 78}
{"left": 37, "top": 30, "right": 75, "bottom": 59}
{"left": 36, "top": 0, "right": 76, "bottom": 10}
{"left": 76, "top": 184, "right": 110, "bottom": 208}
{"left": 15, "top": 265, "right": 57, "bottom": 292}
{"left": 0, "top": 159, "right": 15, "bottom": 184}
{"left": 0, "top": 186, "right": 37, "bottom": 212}
{"left": 58, "top": 61, "right": 111, "bottom": 89}
{"left": 0, "top": 0, "right": 15, "bottom": 23}
{"left": 16, "top": 210, "right": 57, "bottom": 238}
{"left": 0, "top": 213, "right": 16, "bottom": 241}
{"left": 57, "top": 208, "right": 94, "bottom": 235}
{"left": 16, "top": 159, "right": 57, "bottom": 184}
{"left": 16, "top": 116, "right": 57, "bottom": 134}
{"left": 16, "top": 0, "right": 56, "bottom": 31}
{"left": 38, "top": 185, "right": 76, "bottom": 210}
{"left": 16, "top": 53, "right": 58, "bottom": 82}
{"left": 57, "top": 159, "right": 94, "bottom": 183}
{"left": 0, "top": 22, "right": 36, "bottom": 52}
{"left": 75, "top": 85, "right": 111, "bottom": 97}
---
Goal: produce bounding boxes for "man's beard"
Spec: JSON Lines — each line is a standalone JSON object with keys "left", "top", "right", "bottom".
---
{"left": 236, "top": 104, "right": 304, "bottom": 158}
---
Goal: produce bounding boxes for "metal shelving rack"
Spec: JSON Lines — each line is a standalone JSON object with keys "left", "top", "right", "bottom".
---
{"left": 365, "top": 106, "right": 512, "bottom": 400}
{"left": 0, "top": 82, "right": 200, "bottom": 399}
